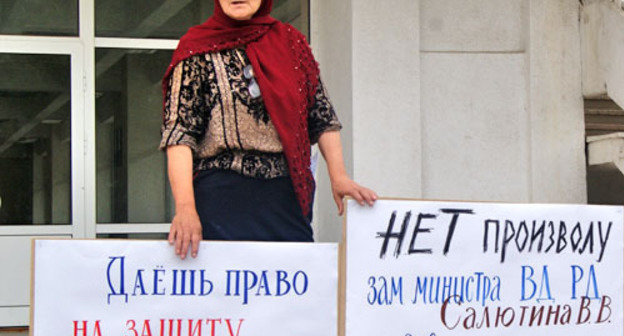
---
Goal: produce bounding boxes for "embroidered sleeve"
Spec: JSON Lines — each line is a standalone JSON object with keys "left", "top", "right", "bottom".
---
{"left": 159, "top": 56, "right": 207, "bottom": 152}
{"left": 307, "top": 77, "right": 342, "bottom": 145}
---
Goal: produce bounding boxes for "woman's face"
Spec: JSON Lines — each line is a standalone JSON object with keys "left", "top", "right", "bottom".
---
{"left": 218, "top": 0, "right": 262, "bottom": 20}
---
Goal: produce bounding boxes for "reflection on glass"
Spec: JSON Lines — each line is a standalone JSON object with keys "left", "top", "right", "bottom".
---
{"left": 96, "top": 49, "right": 175, "bottom": 224}
{"left": 273, "top": 0, "right": 309, "bottom": 37}
{"left": 95, "top": 0, "right": 211, "bottom": 39}
{"left": 0, "top": 0, "right": 78, "bottom": 36}
{"left": 95, "top": 0, "right": 310, "bottom": 224}
{"left": 95, "top": 0, "right": 309, "bottom": 39}
{"left": 97, "top": 233, "right": 168, "bottom": 240}
{"left": 0, "top": 54, "right": 72, "bottom": 224}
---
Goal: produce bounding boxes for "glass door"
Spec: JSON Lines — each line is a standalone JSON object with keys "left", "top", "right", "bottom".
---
{"left": 0, "top": 38, "right": 85, "bottom": 327}
{"left": 0, "top": 0, "right": 310, "bottom": 328}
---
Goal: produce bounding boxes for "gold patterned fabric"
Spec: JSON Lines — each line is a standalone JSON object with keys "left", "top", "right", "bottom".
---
{"left": 160, "top": 48, "right": 341, "bottom": 179}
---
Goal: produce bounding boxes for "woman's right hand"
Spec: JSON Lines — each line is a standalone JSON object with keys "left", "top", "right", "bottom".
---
{"left": 165, "top": 145, "right": 200, "bottom": 259}
{"left": 168, "top": 206, "right": 202, "bottom": 259}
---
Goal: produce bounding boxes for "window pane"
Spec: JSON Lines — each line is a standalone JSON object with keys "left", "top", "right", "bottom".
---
{"left": 97, "top": 233, "right": 168, "bottom": 240}
{"left": 0, "top": 0, "right": 78, "bottom": 36}
{"left": 0, "top": 54, "right": 72, "bottom": 224}
{"left": 96, "top": 48, "right": 174, "bottom": 224}
{"left": 274, "top": 0, "right": 309, "bottom": 37}
{"left": 95, "top": 0, "right": 211, "bottom": 39}
{"left": 95, "top": 0, "right": 309, "bottom": 39}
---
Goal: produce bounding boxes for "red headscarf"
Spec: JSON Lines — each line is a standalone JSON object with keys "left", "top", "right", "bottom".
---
{"left": 162, "top": 0, "right": 319, "bottom": 217}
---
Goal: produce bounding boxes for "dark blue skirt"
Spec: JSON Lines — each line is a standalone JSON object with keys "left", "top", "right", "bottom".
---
{"left": 193, "top": 169, "right": 314, "bottom": 242}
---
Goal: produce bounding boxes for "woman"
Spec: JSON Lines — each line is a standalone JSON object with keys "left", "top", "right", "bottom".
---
{"left": 160, "top": 0, "right": 377, "bottom": 259}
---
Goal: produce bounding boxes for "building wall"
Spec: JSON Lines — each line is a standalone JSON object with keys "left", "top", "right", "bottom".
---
{"left": 0, "top": 0, "right": 602, "bottom": 327}
{"left": 528, "top": 0, "right": 586, "bottom": 203}
{"left": 311, "top": 0, "right": 587, "bottom": 242}
{"left": 310, "top": 0, "right": 353, "bottom": 242}
{"left": 582, "top": 0, "right": 624, "bottom": 108}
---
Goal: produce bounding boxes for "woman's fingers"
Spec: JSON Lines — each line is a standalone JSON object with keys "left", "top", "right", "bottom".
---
{"left": 180, "top": 233, "right": 192, "bottom": 259}
{"left": 191, "top": 233, "right": 201, "bottom": 258}
{"left": 168, "top": 227, "right": 176, "bottom": 245}
{"left": 174, "top": 227, "right": 183, "bottom": 257}
{"left": 350, "top": 188, "right": 365, "bottom": 206}
{"left": 170, "top": 211, "right": 202, "bottom": 259}
{"left": 361, "top": 187, "right": 377, "bottom": 206}
{"left": 332, "top": 179, "right": 378, "bottom": 217}
{"left": 334, "top": 192, "right": 344, "bottom": 215}
{"left": 173, "top": 228, "right": 199, "bottom": 259}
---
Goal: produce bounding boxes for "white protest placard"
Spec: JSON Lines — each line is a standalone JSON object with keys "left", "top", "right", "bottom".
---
{"left": 344, "top": 199, "right": 624, "bottom": 336}
{"left": 32, "top": 240, "right": 337, "bottom": 336}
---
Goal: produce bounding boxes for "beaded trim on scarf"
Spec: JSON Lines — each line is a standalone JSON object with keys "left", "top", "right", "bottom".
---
{"left": 281, "top": 24, "right": 319, "bottom": 216}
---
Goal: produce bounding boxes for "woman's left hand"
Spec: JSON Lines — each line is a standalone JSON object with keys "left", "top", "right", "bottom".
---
{"left": 317, "top": 131, "right": 378, "bottom": 215}
{"left": 331, "top": 175, "right": 378, "bottom": 216}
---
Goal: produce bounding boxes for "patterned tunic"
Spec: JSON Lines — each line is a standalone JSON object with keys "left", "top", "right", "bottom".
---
{"left": 160, "top": 48, "right": 341, "bottom": 179}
